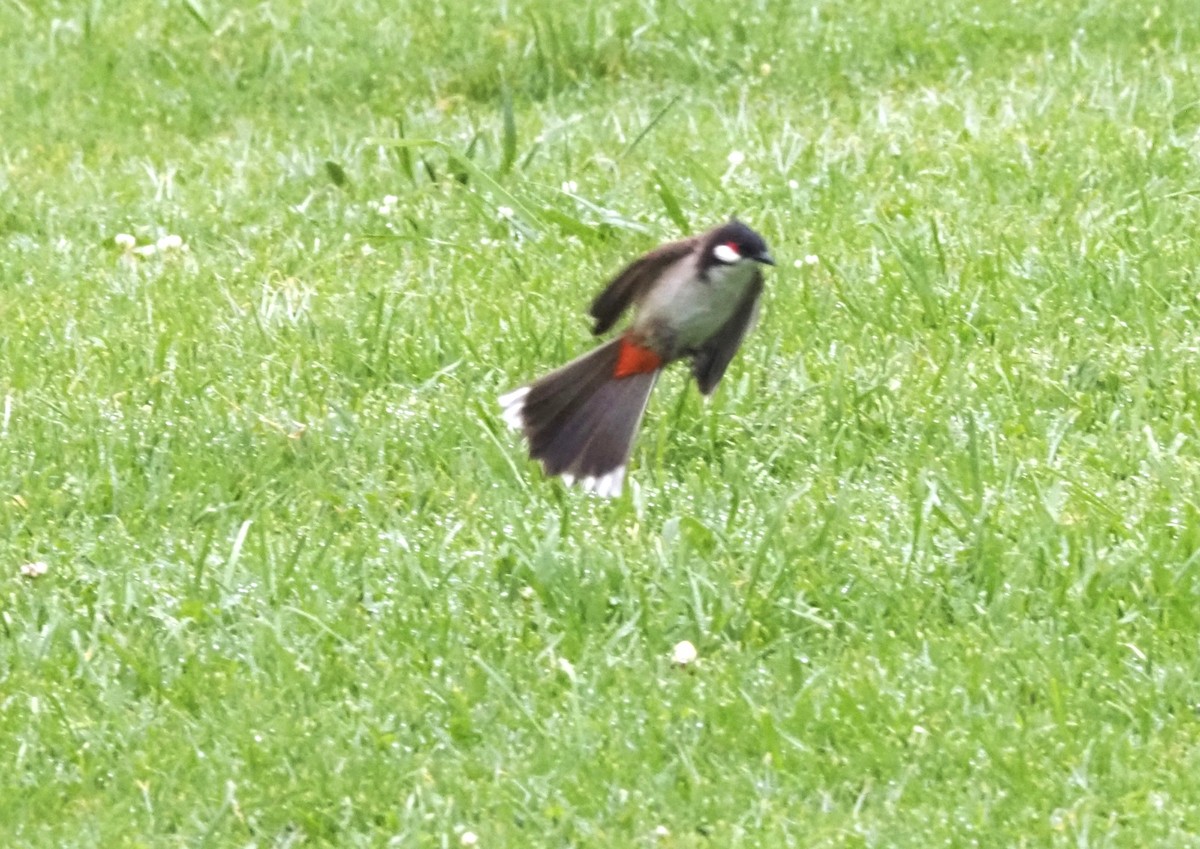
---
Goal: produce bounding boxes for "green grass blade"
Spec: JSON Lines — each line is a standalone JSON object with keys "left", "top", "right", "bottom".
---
{"left": 651, "top": 168, "right": 690, "bottom": 232}
{"left": 500, "top": 79, "right": 518, "bottom": 175}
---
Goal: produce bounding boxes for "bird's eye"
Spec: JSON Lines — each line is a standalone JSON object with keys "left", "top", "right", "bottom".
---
{"left": 713, "top": 242, "right": 742, "bottom": 263}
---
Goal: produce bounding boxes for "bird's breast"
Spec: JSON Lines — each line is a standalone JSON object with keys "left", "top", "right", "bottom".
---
{"left": 633, "top": 259, "right": 757, "bottom": 356}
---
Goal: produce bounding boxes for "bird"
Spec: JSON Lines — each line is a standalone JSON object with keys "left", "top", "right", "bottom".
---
{"left": 499, "top": 219, "right": 775, "bottom": 497}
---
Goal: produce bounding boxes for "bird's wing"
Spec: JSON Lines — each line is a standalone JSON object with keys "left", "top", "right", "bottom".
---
{"left": 588, "top": 236, "right": 698, "bottom": 335}
{"left": 690, "top": 272, "right": 764, "bottom": 395}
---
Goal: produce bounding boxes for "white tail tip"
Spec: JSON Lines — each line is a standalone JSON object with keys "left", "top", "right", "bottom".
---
{"left": 577, "top": 466, "right": 626, "bottom": 498}
{"left": 498, "top": 386, "right": 530, "bottom": 430}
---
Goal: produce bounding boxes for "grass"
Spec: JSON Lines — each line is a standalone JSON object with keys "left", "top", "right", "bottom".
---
{"left": 3, "top": 0, "right": 1200, "bottom": 845}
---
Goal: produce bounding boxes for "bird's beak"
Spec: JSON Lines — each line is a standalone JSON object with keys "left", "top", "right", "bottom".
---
{"left": 754, "top": 251, "right": 775, "bottom": 266}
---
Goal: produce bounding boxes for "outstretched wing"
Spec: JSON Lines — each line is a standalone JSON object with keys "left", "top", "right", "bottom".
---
{"left": 588, "top": 237, "right": 697, "bottom": 335}
{"left": 690, "top": 272, "right": 764, "bottom": 395}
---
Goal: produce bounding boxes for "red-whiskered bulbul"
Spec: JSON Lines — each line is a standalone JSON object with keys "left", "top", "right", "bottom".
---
{"left": 499, "top": 219, "right": 775, "bottom": 496}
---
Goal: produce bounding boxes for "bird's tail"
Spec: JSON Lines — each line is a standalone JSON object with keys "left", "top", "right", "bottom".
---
{"left": 500, "top": 337, "right": 660, "bottom": 496}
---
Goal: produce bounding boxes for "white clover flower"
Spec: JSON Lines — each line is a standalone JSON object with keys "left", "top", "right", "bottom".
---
{"left": 726, "top": 150, "right": 746, "bottom": 167}
{"left": 20, "top": 560, "right": 49, "bottom": 578}
{"left": 560, "top": 180, "right": 578, "bottom": 193}
{"left": 556, "top": 657, "right": 575, "bottom": 680}
{"left": 804, "top": 254, "right": 819, "bottom": 266}
{"left": 132, "top": 243, "right": 158, "bottom": 257}
{"left": 460, "top": 831, "right": 479, "bottom": 846}
{"left": 374, "top": 195, "right": 399, "bottom": 216}
{"left": 671, "top": 640, "right": 698, "bottom": 666}
{"left": 787, "top": 179, "right": 800, "bottom": 190}
{"left": 114, "top": 233, "right": 137, "bottom": 250}
{"left": 156, "top": 234, "right": 184, "bottom": 252}
{"left": 653, "top": 825, "right": 671, "bottom": 838}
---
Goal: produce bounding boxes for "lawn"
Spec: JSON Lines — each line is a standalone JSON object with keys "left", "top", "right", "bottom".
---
{"left": 3, "top": 0, "right": 1200, "bottom": 845}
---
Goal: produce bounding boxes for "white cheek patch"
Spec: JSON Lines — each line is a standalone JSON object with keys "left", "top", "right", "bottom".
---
{"left": 713, "top": 243, "right": 741, "bottom": 264}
